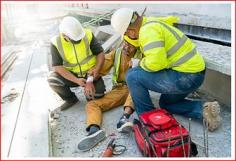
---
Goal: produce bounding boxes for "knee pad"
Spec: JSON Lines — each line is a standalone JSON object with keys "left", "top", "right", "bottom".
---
{"left": 94, "top": 78, "right": 106, "bottom": 94}
{"left": 94, "top": 92, "right": 105, "bottom": 99}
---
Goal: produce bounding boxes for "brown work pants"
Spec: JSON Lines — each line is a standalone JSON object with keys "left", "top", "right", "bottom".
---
{"left": 86, "top": 85, "right": 132, "bottom": 130}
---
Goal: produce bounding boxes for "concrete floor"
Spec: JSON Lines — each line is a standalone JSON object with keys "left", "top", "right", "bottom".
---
{"left": 1, "top": 18, "right": 232, "bottom": 158}
{"left": 1, "top": 19, "right": 58, "bottom": 158}
{"left": 50, "top": 74, "right": 232, "bottom": 158}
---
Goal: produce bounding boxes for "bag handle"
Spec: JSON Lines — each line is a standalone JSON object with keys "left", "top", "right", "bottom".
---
{"left": 134, "top": 119, "right": 152, "bottom": 157}
{"left": 143, "top": 140, "right": 149, "bottom": 157}
{"left": 137, "top": 117, "right": 158, "bottom": 157}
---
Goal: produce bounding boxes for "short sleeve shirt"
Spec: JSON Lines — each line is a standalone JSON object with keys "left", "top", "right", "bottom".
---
{"left": 51, "top": 34, "right": 103, "bottom": 66}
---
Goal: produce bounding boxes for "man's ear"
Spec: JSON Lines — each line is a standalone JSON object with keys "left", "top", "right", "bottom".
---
{"left": 129, "top": 14, "right": 142, "bottom": 29}
{"left": 135, "top": 15, "right": 143, "bottom": 27}
{"left": 130, "top": 15, "right": 143, "bottom": 38}
{"left": 130, "top": 12, "right": 141, "bottom": 27}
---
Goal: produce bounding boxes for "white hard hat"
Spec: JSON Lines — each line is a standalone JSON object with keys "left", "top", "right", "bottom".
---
{"left": 111, "top": 8, "right": 134, "bottom": 35}
{"left": 59, "top": 16, "right": 85, "bottom": 41}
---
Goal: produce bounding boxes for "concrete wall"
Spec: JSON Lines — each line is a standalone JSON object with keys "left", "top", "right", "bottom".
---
{"left": 2, "top": 2, "right": 232, "bottom": 43}
{"left": 87, "top": 3, "right": 232, "bottom": 29}
{"left": 2, "top": 3, "right": 70, "bottom": 21}
{"left": 36, "top": 3, "right": 71, "bottom": 19}
{"left": 200, "top": 69, "right": 231, "bottom": 107}
{"left": 2, "top": 2, "right": 71, "bottom": 44}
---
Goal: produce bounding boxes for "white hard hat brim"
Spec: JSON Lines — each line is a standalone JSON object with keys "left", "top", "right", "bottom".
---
{"left": 59, "top": 16, "right": 85, "bottom": 41}
{"left": 111, "top": 8, "right": 134, "bottom": 35}
{"left": 70, "top": 31, "right": 85, "bottom": 41}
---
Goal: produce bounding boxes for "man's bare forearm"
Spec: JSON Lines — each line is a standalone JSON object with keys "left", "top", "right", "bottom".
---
{"left": 95, "top": 52, "right": 105, "bottom": 72}
{"left": 53, "top": 66, "right": 84, "bottom": 86}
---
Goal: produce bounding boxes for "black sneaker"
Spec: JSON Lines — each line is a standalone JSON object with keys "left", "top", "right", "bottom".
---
{"left": 77, "top": 130, "right": 106, "bottom": 151}
{"left": 117, "top": 114, "right": 133, "bottom": 133}
{"left": 60, "top": 98, "right": 78, "bottom": 111}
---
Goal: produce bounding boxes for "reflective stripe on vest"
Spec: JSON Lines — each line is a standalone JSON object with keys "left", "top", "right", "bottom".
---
{"left": 169, "top": 47, "right": 197, "bottom": 68}
{"left": 142, "top": 20, "right": 195, "bottom": 67}
{"left": 56, "top": 35, "right": 91, "bottom": 67}
{"left": 112, "top": 48, "right": 122, "bottom": 85}
{"left": 112, "top": 48, "right": 142, "bottom": 85}
{"left": 143, "top": 41, "right": 164, "bottom": 52}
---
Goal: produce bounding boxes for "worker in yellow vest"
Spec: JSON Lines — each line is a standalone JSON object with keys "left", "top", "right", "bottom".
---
{"left": 111, "top": 8, "right": 221, "bottom": 131}
{"left": 77, "top": 36, "right": 142, "bottom": 152}
{"left": 48, "top": 16, "right": 105, "bottom": 111}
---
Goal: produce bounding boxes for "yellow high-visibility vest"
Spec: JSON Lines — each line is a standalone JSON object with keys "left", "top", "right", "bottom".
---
{"left": 112, "top": 48, "right": 142, "bottom": 85}
{"left": 139, "top": 16, "right": 205, "bottom": 73}
{"left": 51, "top": 29, "right": 96, "bottom": 77}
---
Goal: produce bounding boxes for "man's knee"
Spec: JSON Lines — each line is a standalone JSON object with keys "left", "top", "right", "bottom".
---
{"left": 126, "top": 68, "right": 137, "bottom": 84}
{"left": 86, "top": 101, "right": 100, "bottom": 112}
{"left": 86, "top": 101, "right": 94, "bottom": 111}
{"left": 47, "top": 72, "right": 64, "bottom": 87}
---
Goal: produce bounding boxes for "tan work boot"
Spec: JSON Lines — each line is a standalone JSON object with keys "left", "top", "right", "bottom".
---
{"left": 203, "top": 101, "right": 222, "bottom": 131}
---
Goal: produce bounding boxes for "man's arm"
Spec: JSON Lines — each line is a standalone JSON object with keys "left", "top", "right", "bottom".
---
{"left": 123, "top": 93, "right": 134, "bottom": 110}
{"left": 139, "top": 25, "right": 168, "bottom": 72}
{"left": 50, "top": 44, "right": 86, "bottom": 86}
{"left": 92, "top": 52, "right": 105, "bottom": 79}
{"left": 99, "top": 49, "right": 116, "bottom": 76}
{"left": 53, "top": 66, "right": 86, "bottom": 86}
{"left": 88, "top": 34, "right": 105, "bottom": 79}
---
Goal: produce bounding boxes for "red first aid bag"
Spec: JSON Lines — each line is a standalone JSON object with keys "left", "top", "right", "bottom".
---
{"left": 133, "top": 109, "right": 192, "bottom": 157}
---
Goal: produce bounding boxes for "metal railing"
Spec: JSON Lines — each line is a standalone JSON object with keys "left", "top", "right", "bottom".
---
{"left": 82, "top": 9, "right": 115, "bottom": 27}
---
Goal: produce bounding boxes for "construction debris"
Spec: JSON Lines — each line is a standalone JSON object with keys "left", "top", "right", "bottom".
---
{"left": 1, "top": 88, "right": 19, "bottom": 104}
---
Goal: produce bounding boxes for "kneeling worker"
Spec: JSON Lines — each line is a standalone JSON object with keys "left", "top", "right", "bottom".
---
{"left": 48, "top": 16, "right": 106, "bottom": 111}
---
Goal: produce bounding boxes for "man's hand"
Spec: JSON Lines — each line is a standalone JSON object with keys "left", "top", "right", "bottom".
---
{"left": 128, "top": 61, "right": 132, "bottom": 67}
{"left": 128, "top": 58, "right": 140, "bottom": 68}
{"left": 88, "top": 68, "right": 99, "bottom": 79}
{"left": 88, "top": 52, "right": 104, "bottom": 80}
{"left": 84, "top": 82, "right": 96, "bottom": 100}
{"left": 54, "top": 66, "right": 87, "bottom": 86}
{"left": 131, "top": 58, "right": 140, "bottom": 68}
{"left": 76, "top": 78, "right": 86, "bottom": 87}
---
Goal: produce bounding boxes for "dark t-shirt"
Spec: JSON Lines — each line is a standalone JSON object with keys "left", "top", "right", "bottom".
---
{"left": 51, "top": 34, "right": 103, "bottom": 66}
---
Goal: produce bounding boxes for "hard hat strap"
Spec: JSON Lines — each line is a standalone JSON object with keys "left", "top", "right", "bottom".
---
{"left": 130, "top": 12, "right": 138, "bottom": 25}
{"left": 141, "top": 7, "right": 147, "bottom": 16}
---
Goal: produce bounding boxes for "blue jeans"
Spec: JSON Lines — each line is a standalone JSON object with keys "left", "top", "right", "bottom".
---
{"left": 126, "top": 67, "right": 205, "bottom": 119}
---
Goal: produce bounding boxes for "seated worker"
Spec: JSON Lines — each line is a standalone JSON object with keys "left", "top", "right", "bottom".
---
{"left": 48, "top": 16, "right": 106, "bottom": 111}
{"left": 77, "top": 36, "right": 142, "bottom": 152}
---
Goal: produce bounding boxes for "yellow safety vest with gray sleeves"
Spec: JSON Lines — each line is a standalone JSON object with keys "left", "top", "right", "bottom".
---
{"left": 112, "top": 48, "right": 142, "bottom": 85}
{"left": 139, "top": 17, "right": 205, "bottom": 73}
{"left": 51, "top": 29, "right": 96, "bottom": 77}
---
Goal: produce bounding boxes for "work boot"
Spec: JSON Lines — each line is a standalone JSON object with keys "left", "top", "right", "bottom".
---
{"left": 117, "top": 114, "right": 133, "bottom": 133}
{"left": 60, "top": 97, "right": 78, "bottom": 111}
{"left": 203, "top": 101, "right": 222, "bottom": 132}
{"left": 77, "top": 126, "right": 106, "bottom": 151}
